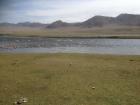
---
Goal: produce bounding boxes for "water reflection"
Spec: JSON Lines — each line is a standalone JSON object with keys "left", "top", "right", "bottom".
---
{"left": 0, "top": 36, "right": 140, "bottom": 55}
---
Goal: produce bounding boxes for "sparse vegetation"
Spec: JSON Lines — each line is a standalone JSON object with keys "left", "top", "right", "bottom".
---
{"left": 1, "top": 26, "right": 140, "bottom": 38}
{"left": 0, "top": 53, "right": 140, "bottom": 105}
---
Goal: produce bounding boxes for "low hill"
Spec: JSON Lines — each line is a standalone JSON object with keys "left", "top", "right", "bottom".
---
{"left": 17, "top": 22, "right": 48, "bottom": 28}
{"left": 0, "top": 22, "right": 48, "bottom": 28}
{"left": 47, "top": 20, "right": 71, "bottom": 28}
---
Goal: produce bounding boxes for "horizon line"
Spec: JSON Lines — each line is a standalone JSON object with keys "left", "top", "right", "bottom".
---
{"left": 0, "top": 13, "right": 139, "bottom": 24}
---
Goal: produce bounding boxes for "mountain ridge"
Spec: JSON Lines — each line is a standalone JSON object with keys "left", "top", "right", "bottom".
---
{"left": 0, "top": 13, "right": 140, "bottom": 28}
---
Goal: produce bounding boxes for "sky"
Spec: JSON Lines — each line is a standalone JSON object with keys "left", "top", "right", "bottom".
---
{"left": 0, "top": 0, "right": 140, "bottom": 23}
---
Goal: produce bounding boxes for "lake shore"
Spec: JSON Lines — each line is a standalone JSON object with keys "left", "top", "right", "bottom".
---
{"left": 0, "top": 53, "right": 140, "bottom": 105}
{"left": 1, "top": 34, "right": 140, "bottom": 39}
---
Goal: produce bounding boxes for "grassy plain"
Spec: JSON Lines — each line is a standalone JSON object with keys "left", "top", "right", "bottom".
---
{"left": 0, "top": 26, "right": 140, "bottom": 38}
{"left": 0, "top": 53, "right": 140, "bottom": 105}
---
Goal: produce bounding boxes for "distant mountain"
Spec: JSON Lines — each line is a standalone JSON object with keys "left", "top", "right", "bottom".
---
{"left": 81, "top": 13, "right": 140, "bottom": 27}
{"left": 46, "top": 13, "right": 140, "bottom": 28}
{"left": 0, "top": 23, "right": 16, "bottom": 27}
{"left": 47, "top": 20, "right": 71, "bottom": 28}
{"left": 116, "top": 14, "right": 140, "bottom": 26}
{"left": 17, "top": 22, "right": 48, "bottom": 27}
{"left": 46, "top": 20, "right": 81, "bottom": 28}
{"left": 0, "top": 13, "right": 140, "bottom": 28}
{"left": 81, "top": 16, "right": 115, "bottom": 27}
{"left": 0, "top": 22, "right": 48, "bottom": 28}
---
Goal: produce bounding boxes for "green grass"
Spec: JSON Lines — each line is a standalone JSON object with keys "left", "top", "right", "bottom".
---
{"left": 0, "top": 53, "right": 140, "bottom": 105}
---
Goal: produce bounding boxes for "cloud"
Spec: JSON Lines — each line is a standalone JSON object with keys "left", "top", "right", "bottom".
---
{"left": 26, "top": 0, "right": 140, "bottom": 22}
{"left": 0, "top": 0, "right": 140, "bottom": 23}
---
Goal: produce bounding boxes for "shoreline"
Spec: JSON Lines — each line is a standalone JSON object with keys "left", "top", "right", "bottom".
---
{"left": 1, "top": 52, "right": 140, "bottom": 56}
{"left": 1, "top": 34, "right": 140, "bottom": 39}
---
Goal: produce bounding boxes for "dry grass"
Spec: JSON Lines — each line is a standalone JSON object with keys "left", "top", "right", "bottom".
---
{"left": 0, "top": 26, "right": 140, "bottom": 38}
{"left": 0, "top": 53, "right": 140, "bottom": 105}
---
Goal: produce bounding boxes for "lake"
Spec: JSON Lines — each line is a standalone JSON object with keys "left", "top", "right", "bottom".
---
{"left": 0, "top": 36, "right": 140, "bottom": 55}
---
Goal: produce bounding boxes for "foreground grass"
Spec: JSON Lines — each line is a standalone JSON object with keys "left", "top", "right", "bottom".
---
{"left": 0, "top": 53, "right": 140, "bottom": 105}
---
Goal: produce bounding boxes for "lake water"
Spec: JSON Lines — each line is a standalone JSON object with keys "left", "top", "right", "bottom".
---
{"left": 0, "top": 36, "right": 140, "bottom": 55}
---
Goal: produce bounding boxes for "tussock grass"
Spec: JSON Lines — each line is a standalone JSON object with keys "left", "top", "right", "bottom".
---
{"left": 0, "top": 53, "right": 140, "bottom": 105}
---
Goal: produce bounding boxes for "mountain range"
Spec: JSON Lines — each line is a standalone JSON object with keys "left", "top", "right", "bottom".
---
{"left": 0, "top": 13, "right": 140, "bottom": 28}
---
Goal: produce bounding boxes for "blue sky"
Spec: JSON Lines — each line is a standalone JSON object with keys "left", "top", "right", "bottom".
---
{"left": 0, "top": 0, "right": 140, "bottom": 23}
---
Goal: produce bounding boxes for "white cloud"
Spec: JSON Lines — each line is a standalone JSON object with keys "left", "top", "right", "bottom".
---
{"left": 26, "top": 0, "right": 140, "bottom": 23}
{"left": 1, "top": 0, "right": 140, "bottom": 23}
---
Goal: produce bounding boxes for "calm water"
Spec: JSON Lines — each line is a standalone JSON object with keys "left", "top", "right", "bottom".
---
{"left": 0, "top": 36, "right": 140, "bottom": 55}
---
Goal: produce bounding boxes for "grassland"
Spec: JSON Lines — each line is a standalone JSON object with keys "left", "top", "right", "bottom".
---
{"left": 0, "top": 26, "right": 140, "bottom": 38}
{"left": 0, "top": 53, "right": 140, "bottom": 105}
